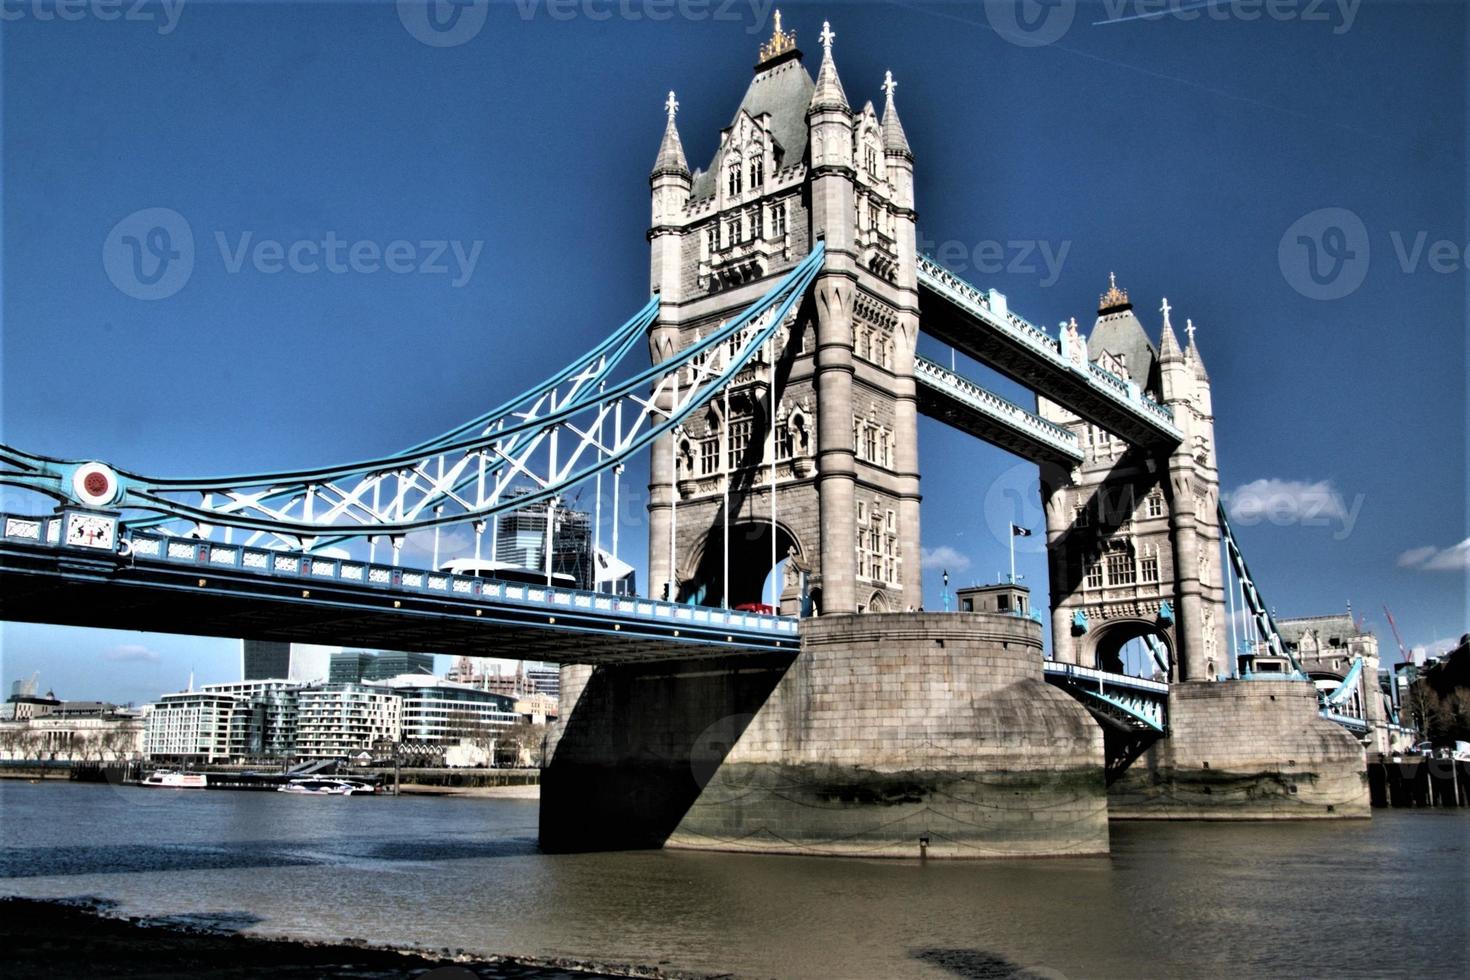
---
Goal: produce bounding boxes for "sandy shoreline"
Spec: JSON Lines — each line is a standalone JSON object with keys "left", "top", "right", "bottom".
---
{"left": 0, "top": 896, "right": 714, "bottom": 979}
{"left": 396, "top": 782, "right": 541, "bottom": 799}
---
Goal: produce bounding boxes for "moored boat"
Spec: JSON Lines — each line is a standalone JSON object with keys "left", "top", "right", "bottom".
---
{"left": 277, "top": 777, "right": 374, "bottom": 796}
{"left": 141, "top": 770, "right": 209, "bottom": 789}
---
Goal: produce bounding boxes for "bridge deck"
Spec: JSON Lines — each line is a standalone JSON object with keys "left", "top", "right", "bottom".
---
{"left": 0, "top": 520, "right": 798, "bottom": 665}
{"left": 916, "top": 257, "right": 1182, "bottom": 449}
{"left": 914, "top": 355, "right": 1084, "bottom": 467}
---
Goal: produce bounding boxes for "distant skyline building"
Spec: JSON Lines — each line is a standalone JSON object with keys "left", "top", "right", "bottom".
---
{"left": 295, "top": 683, "right": 402, "bottom": 759}
{"left": 494, "top": 491, "right": 594, "bottom": 590}
{"left": 328, "top": 650, "right": 434, "bottom": 684}
{"left": 241, "top": 639, "right": 291, "bottom": 680}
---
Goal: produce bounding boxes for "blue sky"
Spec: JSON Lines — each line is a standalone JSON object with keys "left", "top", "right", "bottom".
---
{"left": 1, "top": 1, "right": 1465, "bottom": 704}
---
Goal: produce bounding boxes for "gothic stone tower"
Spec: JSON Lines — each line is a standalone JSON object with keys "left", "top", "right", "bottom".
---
{"left": 646, "top": 17, "right": 921, "bottom": 615}
{"left": 1038, "top": 280, "right": 1228, "bottom": 682}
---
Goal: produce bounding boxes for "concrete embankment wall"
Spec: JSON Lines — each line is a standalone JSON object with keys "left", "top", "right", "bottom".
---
{"left": 543, "top": 613, "right": 1109, "bottom": 858}
{"left": 1109, "top": 680, "right": 1370, "bottom": 819}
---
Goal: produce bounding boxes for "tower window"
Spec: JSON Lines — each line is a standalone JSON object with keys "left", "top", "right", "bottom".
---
{"left": 773, "top": 202, "right": 787, "bottom": 237}
{"left": 1107, "top": 550, "right": 1136, "bottom": 586}
{"left": 728, "top": 418, "right": 751, "bottom": 467}
{"left": 1146, "top": 492, "right": 1164, "bottom": 519}
{"left": 775, "top": 421, "right": 792, "bottom": 459}
{"left": 1086, "top": 558, "right": 1103, "bottom": 590}
{"left": 727, "top": 164, "right": 742, "bottom": 197}
{"left": 1140, "top": 547, "right": 1159, "bottom": 583}
{"left": 699, "top": 438, "right": 719, "bottom": 476}
{"left": 750, "top": 157, "right": 763, "bottom": 188}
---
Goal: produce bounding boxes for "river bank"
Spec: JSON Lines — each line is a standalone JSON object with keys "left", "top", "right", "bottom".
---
{"left": 0, "top": 897, "right": 700, "bottom": 979}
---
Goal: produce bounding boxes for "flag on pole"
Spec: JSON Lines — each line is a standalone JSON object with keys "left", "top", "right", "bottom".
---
{"left": 1011, "top": 524, "right": 1032, "bottom": 537}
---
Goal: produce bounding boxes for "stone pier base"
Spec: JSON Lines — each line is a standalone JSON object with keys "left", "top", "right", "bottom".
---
{"left": 1108, "top": 680, "right": 1369, "bottom": 819}
{"left": 542, "top": 613, "right": 1109, "bottom": 858}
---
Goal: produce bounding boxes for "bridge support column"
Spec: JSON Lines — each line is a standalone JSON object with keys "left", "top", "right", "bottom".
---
{"left": 541, "top": 614, "right": 1110, "bottom": 858}
{"left": 1108, "top": 679, "right": 1369, "bottom": 819}
{"left": 1167, "top": 460, "right": 1207, "bottom": 681}
{"left": 813, "top": 277, "right": 857, "bottom": 614}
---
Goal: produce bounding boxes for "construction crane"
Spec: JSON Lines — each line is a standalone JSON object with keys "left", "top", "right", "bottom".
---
{"left": 1383, "top": 605, "right": 1412, "bottom": 666}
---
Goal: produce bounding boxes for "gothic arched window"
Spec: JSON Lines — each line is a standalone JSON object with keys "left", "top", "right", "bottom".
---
{"left": 749, "top": 156, "right": 763, "bottom": 188}
{"left": 727, "top": 162, "right": 742, "bottom": 197}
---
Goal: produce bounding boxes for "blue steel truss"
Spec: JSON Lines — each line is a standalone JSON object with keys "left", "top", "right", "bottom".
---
{"left": 912, "top": 354, "right": 1083, "bottom": 465}
{"left": 915, "top": 255, "right": 1182, "bottom": 445}
{"left": 1043, "top": 662, "right": 1168, "bottom": 733}
{"left": 1217, "top": 501, "right": 1306, "bottom": 676}
{"left": 1, "top": 247, "right": 824, "bottom": 554}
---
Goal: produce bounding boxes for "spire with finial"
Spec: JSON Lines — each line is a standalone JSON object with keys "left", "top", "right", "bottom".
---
{"left": 758, "top": 9, "right": 799, "bottom": 67}
{"left": 1098, "top": 271, "right": 1132, "bottom": 314}
{"left": 1184, "top": 317, "right": 1208, "bottom": 380}
{"left": 1158, "top": 298, "right": 1183, "bottom": 361}
{"left": 651, "top": 89, "right": 689, "bottom": 177}
{"left": 808, "top": 19, "right": 850, "bottom": 111}
{"left": 880, "top": 69, "right": 911, "bottom": 156}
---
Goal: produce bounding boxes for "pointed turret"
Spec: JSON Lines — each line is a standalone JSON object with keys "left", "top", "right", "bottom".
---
{"left": 808, "top": 20, "right": 850, "bottom": 112}
{"left": 1185, "top": 318, "right": 1210, "bottom": 381}
{"left": 880, "top": 70, "right": 911, "bottom": 157}
{"left": 651, "top": 91, "right": 689, "bottom": 177}
{"left": 1158, "top": 291, "right": 1183, "bottom": 363}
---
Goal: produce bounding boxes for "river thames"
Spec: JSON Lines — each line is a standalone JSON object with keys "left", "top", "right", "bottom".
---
{"left": 0, "top": 781, "right": 1462, "bottom": 978}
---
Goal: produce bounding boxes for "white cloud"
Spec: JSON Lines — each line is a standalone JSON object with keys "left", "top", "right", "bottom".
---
{"left": 1223, "top": 478, "right": 1363, "bottom": 539}
{"left": 102, "top": 643, "right": 161, "bottom": 664}
{"left": 1396, "top": 545, "right": 1439, "bottom": 568}
{"left": 921, "top": 546, "right": 971, "bottom": 572}
{"left": 400, "top": 526, "right": 476, "bottom": 566}
{"left": 1399, "top": 539, "right": 1470, "bottom": 572}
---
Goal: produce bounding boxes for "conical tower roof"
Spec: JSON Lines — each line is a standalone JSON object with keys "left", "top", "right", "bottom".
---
{"left": 808, "top": 20, "right": 850, "bottom": 112}
{"left": 651, "top": 91, "right": 689, "bottom": 176}
{"left": 880, "top": 70, "right": 911, "bottom": 155}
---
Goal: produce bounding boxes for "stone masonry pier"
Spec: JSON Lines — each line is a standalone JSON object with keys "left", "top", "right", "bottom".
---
{"left": 1108, "top": 679, "right": 1370, "bottom": 819}
{"left": 542, "top": 612, "right": 1109, "bottom": 858}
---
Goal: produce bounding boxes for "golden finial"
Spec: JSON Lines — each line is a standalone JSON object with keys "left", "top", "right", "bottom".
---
{"left": 759, "top": 9, "right": 798, "bottom": 65}
{"left": 1098, "top": 271, "right": 1131, "bottom": 313}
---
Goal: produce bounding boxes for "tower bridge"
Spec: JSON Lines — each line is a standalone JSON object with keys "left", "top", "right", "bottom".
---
{"left": 0, "top": 17, "right": 1373, "bottom": 857}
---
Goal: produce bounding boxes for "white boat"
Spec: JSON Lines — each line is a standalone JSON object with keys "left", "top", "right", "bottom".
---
{"left": 277, "top": 777, "right": 374, "bottom": 796}
{"left": 142, "top": 770, "right": 209, "bottom": 789}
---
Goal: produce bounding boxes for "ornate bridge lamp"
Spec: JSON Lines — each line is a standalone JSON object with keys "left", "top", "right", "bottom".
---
{"left": 942, "top": 569, "right": 950, "bottom": 613}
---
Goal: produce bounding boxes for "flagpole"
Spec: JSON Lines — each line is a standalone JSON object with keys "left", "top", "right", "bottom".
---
{"left": 1009, "top": 525, "right": 1016, "bottom": 585}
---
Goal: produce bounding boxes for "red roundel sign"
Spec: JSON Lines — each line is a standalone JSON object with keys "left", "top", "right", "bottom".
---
{"left": 72, "top": 462, "right": 118, "bottom": 508}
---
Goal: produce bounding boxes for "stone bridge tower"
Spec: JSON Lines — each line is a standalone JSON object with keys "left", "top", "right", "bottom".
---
{"left": 646, "top": 17, "right": 921, "bottom": 615}
{"left": 1038, "top": 281, "right": 1229, "bottom": 682}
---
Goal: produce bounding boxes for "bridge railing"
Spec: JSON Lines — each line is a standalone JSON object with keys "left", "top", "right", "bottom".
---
{"left": 1, "top": 514, "right": 800, "bottom": 640}
{"left": 913, "top": 355, "right": 1082, "bottom": 461}
{"left": 1042, "top": 661, "right": 1170, "bottom": 694}
{"left": 915, "top": 255, "right": 1180, "bottom": 441}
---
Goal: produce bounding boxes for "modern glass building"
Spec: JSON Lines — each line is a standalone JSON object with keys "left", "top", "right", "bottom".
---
{"left": 295, "top": 684, "right": 402, "bottom": 759}
{"left": 329, "top": 650, "right": 435, "bottom": 683}
{"left": 370, "top": 676, "right": 518, "bottom": 746}
{"left": 241, "top": 639, "right": 291, "bottom": 680}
